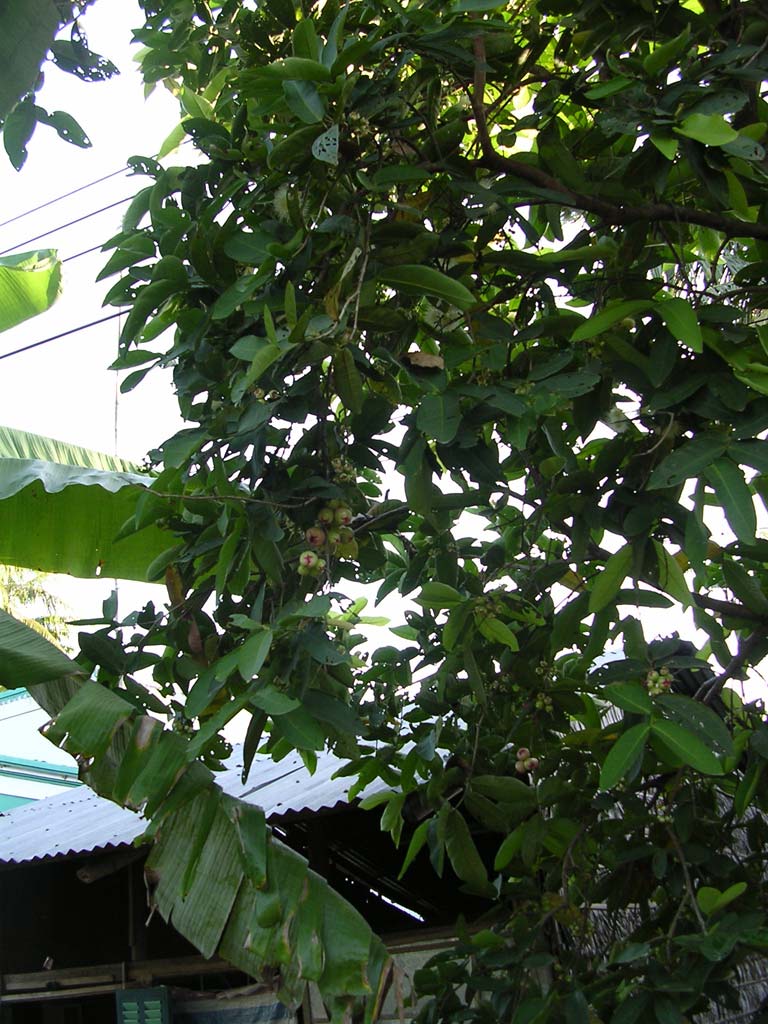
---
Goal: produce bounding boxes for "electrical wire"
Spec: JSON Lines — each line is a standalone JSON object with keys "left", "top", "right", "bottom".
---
{"left": 0, "top": 165, "right": 129, "bottom": 232}
{"left": 0, "top": 137, "right": 196, "bottom": 233}
{"left": 0, "top": 196, "right": 135, "bottom": 257}
{"left": 62, "top": 243, "right": 108, "bottom": 263}
{"left": 0, "top": 312, "right": 123, "bottom": 361}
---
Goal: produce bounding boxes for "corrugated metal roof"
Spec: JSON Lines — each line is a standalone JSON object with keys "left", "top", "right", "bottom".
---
{"left": 0, "top": 745, "right": 381, "bottom": 866}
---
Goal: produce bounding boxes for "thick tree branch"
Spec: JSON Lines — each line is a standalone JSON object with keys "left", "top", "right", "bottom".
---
{"left": 693, "top": 593, "right": 768, "bottom": 624}
{"left": 468, "top": 35, "right": 768, "bottom": 242}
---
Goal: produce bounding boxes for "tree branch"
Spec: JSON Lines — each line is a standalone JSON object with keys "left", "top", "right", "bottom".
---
{"left": 695, "top": 631, "right": 765, "bottom": 705}
{"left": 466, "top": 44, "right": 768, "bottom": 242}
{"left": 693, "top": 593, "right": 768, "bottom": 623}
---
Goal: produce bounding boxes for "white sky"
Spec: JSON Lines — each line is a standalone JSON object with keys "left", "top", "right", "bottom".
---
{"left": 0, "top": 2, "right": 184, "bottom": 619}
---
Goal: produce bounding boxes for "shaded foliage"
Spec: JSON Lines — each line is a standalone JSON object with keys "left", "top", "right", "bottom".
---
{"left": 11, "top": 0, "right": 768, "bottom": 1021}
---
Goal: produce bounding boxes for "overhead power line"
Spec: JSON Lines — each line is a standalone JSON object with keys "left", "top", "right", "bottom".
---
{"left": 0, "top": 312, "right": 123, "bottom": 362}
{"left": 63, "top": 243, "right": 108, "bottom": 264}
{"left": 0, "top": 196, "right": 135, "bottom": 257}
{"left": 0, "top": 138, "right": 196, "bottom": 234}
{"left": 0, "top": 166, "right": 129, "bottom": 232}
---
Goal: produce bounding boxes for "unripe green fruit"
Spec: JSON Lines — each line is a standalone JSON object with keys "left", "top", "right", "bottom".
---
{"left": 297, "top": 564, "right": 312, "bottom": 577}
{"left": 620, "top": 317, "right": 636, "bottom": 330}
{"left": 305, "top": 526, "right": 326, "bottom": 547}
{"left": 516, "top": 747, "right": 530, "bottom": 760}
{"left": 299, "top": 550, "right": 319, "bottom": 569}
{"left": 338, "top": 525, "right": 354, "bottom": 544}
{"left": 335, "top": 506, "right": 353, "bottom": 526}
{"left": 524, "top": 757, "right": 539, "bottom": 771}
{"left": 515, "top": 759, "right": 527, "bottom": 774}
{"left": 317, "top": 507, "right": 335, "bottom": 525}
{"left": 326, "top": 528, "right": 341, "bottom": 546}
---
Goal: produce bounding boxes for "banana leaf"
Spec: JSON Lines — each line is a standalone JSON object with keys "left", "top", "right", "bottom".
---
{"left": 0, "top": 425, "right": 169, "bottom": 579}
{"left": 0, "top": 608, "right": 391, "bottom": 1018}
{"left": 0, "top": 251, "right": 62, "bottom": 332}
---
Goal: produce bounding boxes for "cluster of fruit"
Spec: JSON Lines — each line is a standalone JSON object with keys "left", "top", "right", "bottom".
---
{"left": 297, "top": 500, "right": 358, "bottom": 577}
{"left": 645, "top": 665, "right": 673, "bottom": 696}
{"left": 514, "top": 747, "right": 540, "bottom": 774}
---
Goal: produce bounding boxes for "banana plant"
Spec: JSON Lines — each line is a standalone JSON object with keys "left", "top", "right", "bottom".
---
{"left": 0, "top": 607, "right": 392, "bottom": 1021}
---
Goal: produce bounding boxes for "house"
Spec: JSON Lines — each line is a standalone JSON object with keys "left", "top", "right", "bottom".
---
{"left": 0, "top": 688, "right": 78, "bottom": 809}
{"left": 2, "top": 740, "right": 766, "bottom": 1024}
{"left": 0, "top": 746, "right": 463, "bottom": 1024}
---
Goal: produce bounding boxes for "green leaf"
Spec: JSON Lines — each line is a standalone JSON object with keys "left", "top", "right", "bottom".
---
{"left": 0, "top": 1, "right": 59, "bottom": 121}
{"left": 564, "top": 990, "right": 590, "bottom": 1024}
{"left": 283, "top": 80, "right": 326, "bottom": 123}
{"left": 655, "top": 693, "right": 734, "bottom": 757}
{"left": 378, "top": 265, "right": 475, "bottom": 310}
{"left": 477, "top": 615, "right": 519, "bottom": 650}
{"left": 417, "top": 393, "right": 462, "bottom": 444}
{"left": 654, "top": 542, "right": 691, "bottom": 607}
{"left": 444, "top": 806, "right": 489, "bottom": 892}
{"left": 584, "top": 76, "right": 634, "bottom": 99}
{"left": 604, "top": 682, "right": 653, "bottom": 715}
{"left": 589, "top": 544, "right": 633, "bottom": 613}
{"left": 653, "top": 297, "right": 703, "bottom": 353}
{"left": 0, "top": 608, "right": 81, "bottom": 688}
{"left": 648, "top": 436, "right": 729, "bottom": 489}
{"left": 734, "top": 761, "right": 763, "bottom": 817}
{"left": 696, "top": 882, "right": 747, "bottom": 916}
{"left": 333, "top": 348, "right": 364, "bottom": 414}
{"left": 650, "top": 719, "right": 724, "bottom": 774}
{"left": 444, "top": 601, "right": 472, "bottom": 650}
{"left": 471, "top": 775, "right": 538, "bottom": 807}
{"left": 676, "top": 113, "right": 738, "bottom": 146}
{"left": 398, "top": 818, "right": 430, "bottom": 879}
{"left": 248, "top": 683, "right": 300, "bottom": 716}
{"left": 237, "top": 629, "right": 273, "bottom": 679}
{"left": 0, "top": 250, "right": 61, "bottom": 332}
{"left": 571, "top": 300, "right": 650, "bottom": 341}
{"left": 494, "top": 824, "right": 525, "bottom": 870}
{"left": 35, "top": 107, "right": 90, "bottom": 149}
{"left": 705, "top": 458, "right": 756, "bottom": 544}
{"left": 3, "top": 97, "right": 36, "bottom": 169}
{"left": 642, "top": 26, "right": 691, "bottom": 77}
{"left": 260, "top": 57, "right": 330, "bottom": 81}
{"left": 599, "top": 723, "right": 650, "bottom": 790}
{"left": 724, "top": 561, "right": 768, "bottom": 615}
{"left": 417, "top": 582, "right": 464, "bottom": 609}
{"left": 650, "top": 134, "right": 679, "bottom": 160}
{"left": 274, "top": 706, "right": 326, "bottom": 749}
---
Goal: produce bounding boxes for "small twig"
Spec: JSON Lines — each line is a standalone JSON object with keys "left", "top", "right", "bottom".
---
{"left": 641, "top": 412, "right": 676, "bottom": 457}
{"left": 561, "top": 821, "right": 588, "bottom": 903}
{"left": 694, "top": 631, "right": 765, "bottom": 704}
{"left": 666, "top": 824, "right": 707, "bottom": 933}
{"left": 152, "top": 489, "right": 312, "bottom": 510}
{"left": 351, "top": 218, "right": 371, "bottom": 337}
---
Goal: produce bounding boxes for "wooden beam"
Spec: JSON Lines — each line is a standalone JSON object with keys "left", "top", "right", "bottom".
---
{"left": 1, "top": 954, "right": 236, "bottom": 1000}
